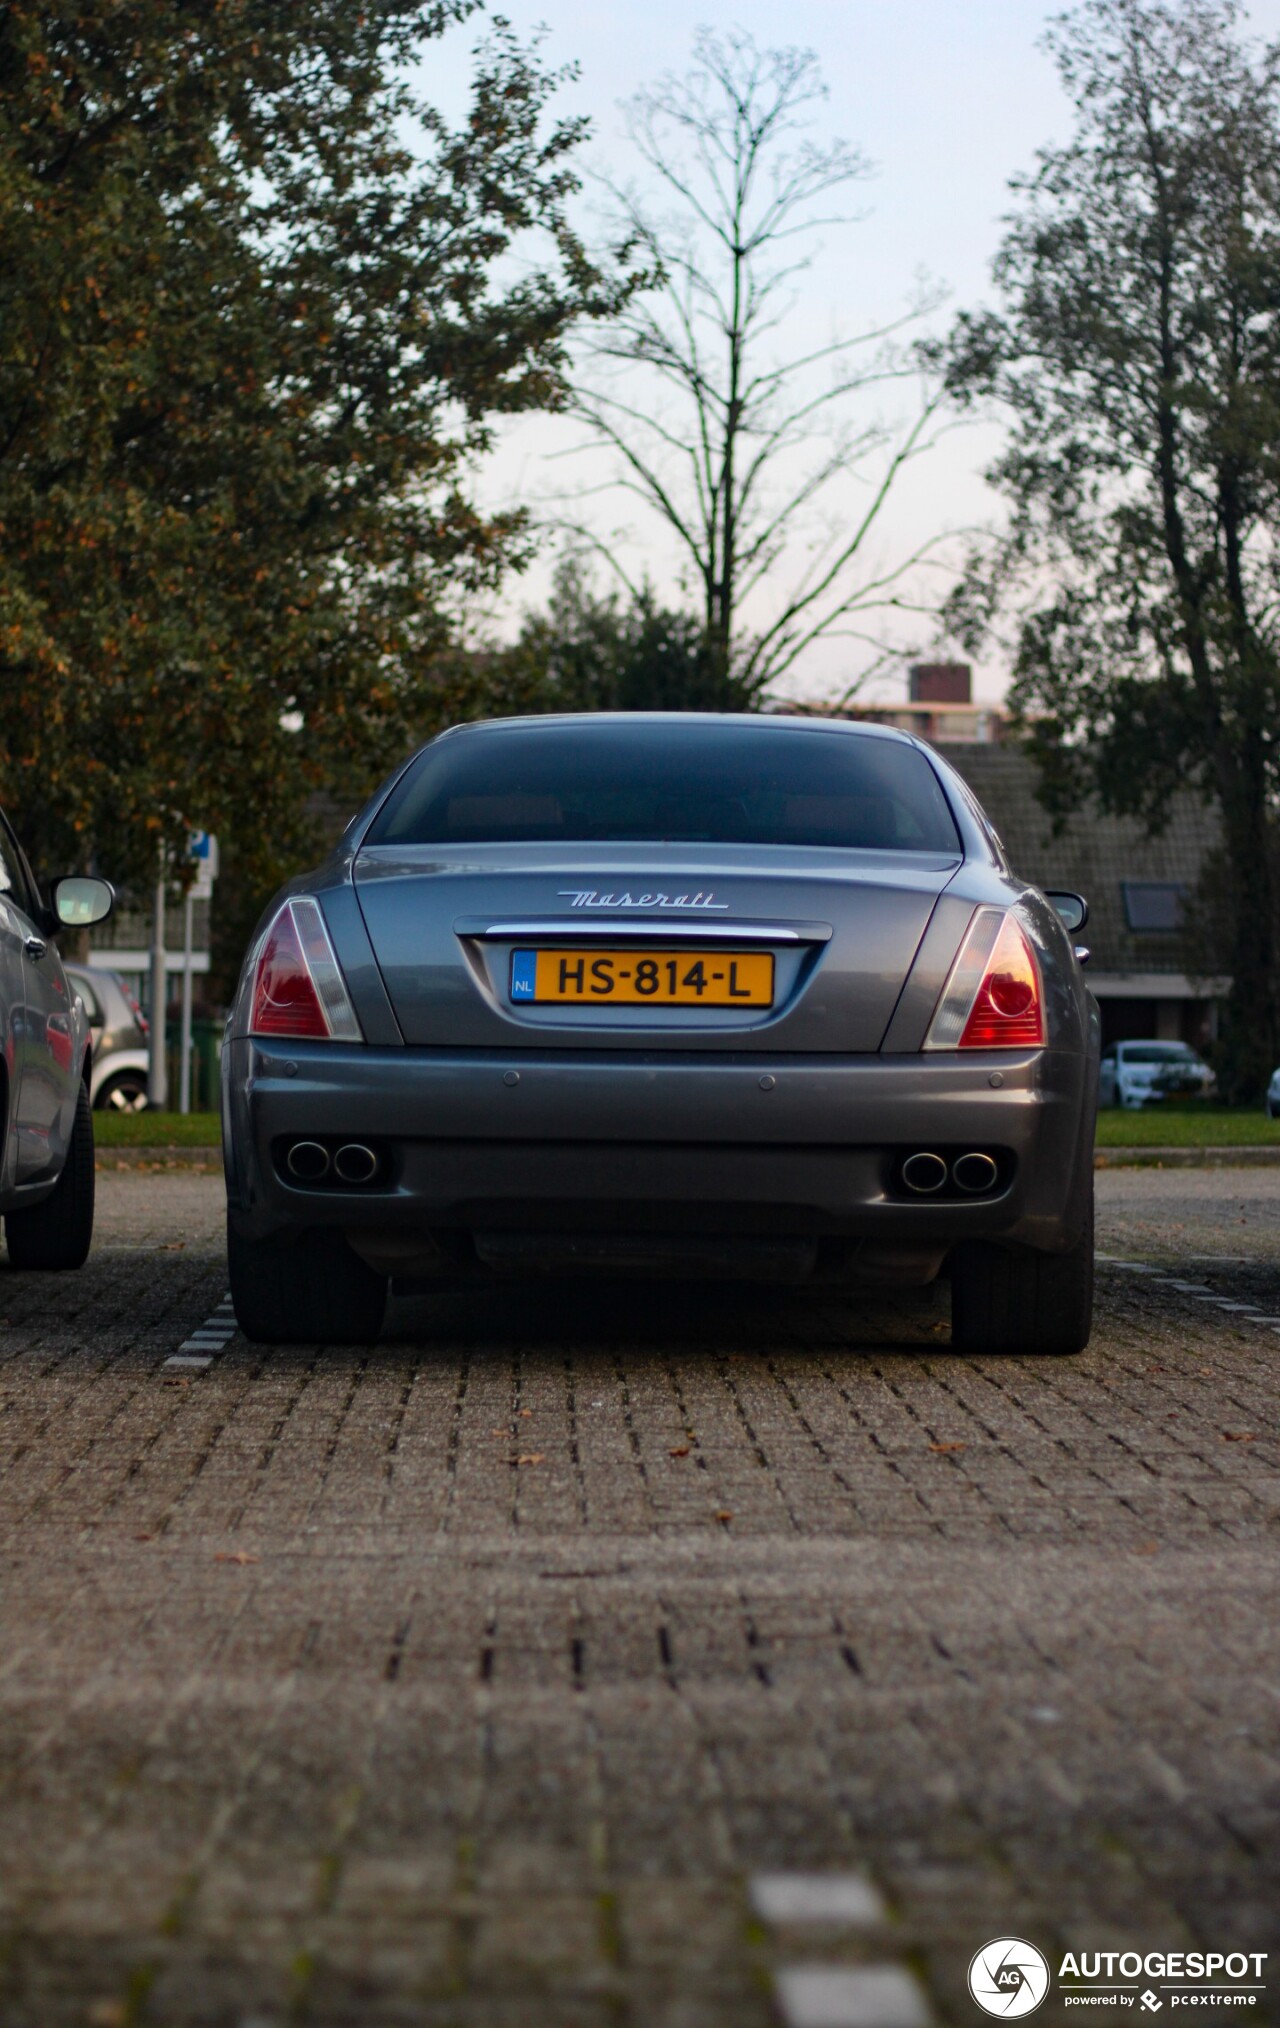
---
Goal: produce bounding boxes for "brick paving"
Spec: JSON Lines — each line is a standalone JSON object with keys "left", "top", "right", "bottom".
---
{"left": 0, "top": 1168, "right": 1277, "bottom": 2026}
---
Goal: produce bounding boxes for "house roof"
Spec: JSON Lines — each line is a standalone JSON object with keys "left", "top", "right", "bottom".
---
{"left": 942, "top": 741, "right": 1220, "bottom": 979}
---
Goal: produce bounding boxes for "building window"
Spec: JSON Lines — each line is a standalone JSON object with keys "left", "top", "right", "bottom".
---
{"left": 1121, "top": 881, "right": 1187, "bottom": 932}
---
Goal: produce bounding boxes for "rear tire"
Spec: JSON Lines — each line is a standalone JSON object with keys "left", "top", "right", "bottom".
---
{"left": 228, "top": 1218, "right": 388, "bottom": 1345}
{"left": 6, "top": 1082, "right": 96, "bottom": 1271}
{"left": 950, "top": 1190, "right": 1093, "bottom": 1356}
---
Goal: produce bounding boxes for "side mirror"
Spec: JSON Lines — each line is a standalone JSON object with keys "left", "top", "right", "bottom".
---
{"left": 51, "top": 876, "right": 115, "bottom": 929}
{"left": 1046, "top": 890, "right": 1088, "bottom": 934}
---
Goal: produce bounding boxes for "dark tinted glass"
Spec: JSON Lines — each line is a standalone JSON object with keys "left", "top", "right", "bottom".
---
{"left": 367, "top": 722, "right": 962, "bottom": 853}
{"left": 1123, "top": 1043, "right": 1200, "bottom": 1064}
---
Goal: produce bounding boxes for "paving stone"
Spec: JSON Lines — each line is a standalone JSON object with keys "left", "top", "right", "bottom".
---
{"left": 0, "top": 1168, "right": 1277, "bottom": 2025}
{"left": 775, "top": 1964, "right": 932, "bottom": 2028}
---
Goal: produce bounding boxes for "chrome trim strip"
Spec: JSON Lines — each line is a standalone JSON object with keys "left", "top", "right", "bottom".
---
{"left": 466, "top": 919, "right": 825, "bottom": 943}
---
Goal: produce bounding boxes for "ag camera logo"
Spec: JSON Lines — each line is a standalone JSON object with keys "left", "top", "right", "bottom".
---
{"left": 969, "top": 1938, "right": 1051, "bottom": 2017}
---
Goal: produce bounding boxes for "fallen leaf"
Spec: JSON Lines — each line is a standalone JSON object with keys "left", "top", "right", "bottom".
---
{"left": 1222, "top": 1431, "right": 1256, "bottom": 1443}
{"left": 929, "top": 1441, "right": 966, "bottom": 1453}
{"left": 518, "top": 1408, "right": 533, "bottom": 1418}
{"left": 157, "top": 1241, "right": 186, "bottom": 1251}
{"left": 214, "top": 1551, "right": 259, "bottom": 1565}
{"left": 134, "top": 1533, "right": 153, "bottom": 1542}
{"left": 714, "top": 1509, "right": 733, "bottom": 1522}
{"left": 491, "top": 1428, "right": 510, "bottom": 1438}
{"left": 514, "top": 1453, "right": 545, "bottom": 1466}
{"left": 1147, "top": 1364, "right": 1165, "bottom": 1372}
{"left": 1136, "top": 1541, "right": 1159, "bottom": 1555}
{"left": 669, "top": 1445, "right": 691, "bottom": 1458}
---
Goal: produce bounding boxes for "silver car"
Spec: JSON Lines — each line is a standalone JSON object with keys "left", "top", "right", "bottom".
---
{"left": 223, "top": 715, "right": 1099, "bottom": 1352}
{"left": 66, "top": 964, "right": 151, "bottom": 1111}
{"left": 0, "top": 813, "right": 114, "bottom": 1268}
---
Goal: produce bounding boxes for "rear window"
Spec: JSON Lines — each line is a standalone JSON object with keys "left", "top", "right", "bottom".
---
{"left": 366, "top": 721, "right": 962, "bottom": 854}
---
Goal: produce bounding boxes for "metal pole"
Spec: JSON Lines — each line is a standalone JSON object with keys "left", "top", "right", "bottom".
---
{"left": 148, "top": 868, "right": 168, "bottom": 1109}
{"left": 179, "top": 890, "right": 194, "bottom": 1115}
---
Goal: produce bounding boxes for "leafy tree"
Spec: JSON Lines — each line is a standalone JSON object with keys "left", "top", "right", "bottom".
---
{"left": 428, "top": 553, "right": 740, "bottom": 727}
{"left": 490, "top": 553, "right": 746, "bottom": 714}
{"left": 942, "top": 0, "right": 1280, "bottom": 1099}
{"left": 0, "top": 1, "right": 630, "bottom": 913}
{"left": 569, "top": 30, "right": 946, "bottom": 702}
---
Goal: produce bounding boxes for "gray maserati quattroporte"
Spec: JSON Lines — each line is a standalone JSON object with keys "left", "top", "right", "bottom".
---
{"left": 222, "top": 715, "right": 1098, "bottom": 1350}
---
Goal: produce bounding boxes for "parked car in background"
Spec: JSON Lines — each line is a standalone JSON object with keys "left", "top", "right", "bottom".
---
{"left": 0, "top": 814, "right": 115, "bottom": 1267}
{"left": 1098, "top": 1039, "right": 1215, "bottom": 1109}
{"left": 1266, "top": 1067, "right": 1280, "bottom": 1119}
{"left": 224, "top": 712, "right": 1099, "bottom": 1354}
{"left": 65, "top": 964, "right": 150, "bottom": 1111}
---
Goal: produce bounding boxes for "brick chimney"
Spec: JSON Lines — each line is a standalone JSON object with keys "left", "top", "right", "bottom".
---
{"left": 909, "top": 661, "right": 971, "bottom": 705}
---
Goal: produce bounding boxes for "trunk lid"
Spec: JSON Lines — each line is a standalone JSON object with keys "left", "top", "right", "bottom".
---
{"left": 352, "top": 843, "right": 960, "bottom": 1052}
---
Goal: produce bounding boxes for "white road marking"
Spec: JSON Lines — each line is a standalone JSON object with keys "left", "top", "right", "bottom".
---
{"left": 775, "top": 1966, "right": 932, "bottom": 2028}
{"left": 165, "top": 1293, "right": 237, "bottom": 1370}
{"left": 1100, "top": 1259, "right": 1279, "bottom": 1335}
{"left": 750, "top": 1874, "right": 885, "bottom": 1926}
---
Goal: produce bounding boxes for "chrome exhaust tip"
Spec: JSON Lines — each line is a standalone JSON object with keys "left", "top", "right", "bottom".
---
{"left": 286, "top": 1140, "right": 331, "bottom": 1183}
{"left": 333, "top": 1142, "right": 379, "bottom": 1186}
{"left": 901, "top": 1151, "right": 949, "bottom": 1195}
{"left": 952, "top": 1151, "right": 999, "bottom": 1195}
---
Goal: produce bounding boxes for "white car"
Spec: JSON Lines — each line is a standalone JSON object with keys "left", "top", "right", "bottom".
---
{"left": 1099, "top": 1039, "right": 1214, "bottom": 1109}
{"left": 1267, "top": 1068, "right": 1280, "bottom": 1119}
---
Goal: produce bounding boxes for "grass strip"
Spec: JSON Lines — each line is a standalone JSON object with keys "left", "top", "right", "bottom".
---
{"left": 94, "top": 1110, "right": 221, "bottom": 1148}
{"left": 1094, "top": 1104, "right": 1279, "bottom": 1146}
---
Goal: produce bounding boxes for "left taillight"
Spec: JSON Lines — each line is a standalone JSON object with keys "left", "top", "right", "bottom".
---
{"left": 250, "top": 897, "right": 364, "bottom": 1042}
{"left": 923, "top": 908, "right": 1045, "bottom": 1051}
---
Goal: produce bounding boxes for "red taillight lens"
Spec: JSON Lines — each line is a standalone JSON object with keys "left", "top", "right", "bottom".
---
{"left": 924, "top": 908, "right": 1045, "bottom": 1051}
{"left": 957, "top": 915, "right": 1044, "bottom": 1047}
{"left": 251, "top": 906, "right": 330, "bottom": 1038}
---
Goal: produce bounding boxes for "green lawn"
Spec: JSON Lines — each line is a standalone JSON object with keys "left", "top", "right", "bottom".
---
{"left": 1094, "top": 1103, "right": 1280, "bottom": 1146}
{"left": 94, "top": 1110, "right": 221, "bottom": 1148}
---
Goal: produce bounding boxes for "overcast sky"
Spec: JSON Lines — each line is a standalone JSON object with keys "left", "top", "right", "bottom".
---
{"left": 420, "top": 2, "right": 1280, "bottom": 706}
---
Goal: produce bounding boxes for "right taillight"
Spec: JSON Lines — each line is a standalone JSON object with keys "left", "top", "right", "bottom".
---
{"left": 923, "top": 908, "right": 1045, "bottom": 1051}
{"left": 249, "top": 897, "right": 363, "bottom": 1042}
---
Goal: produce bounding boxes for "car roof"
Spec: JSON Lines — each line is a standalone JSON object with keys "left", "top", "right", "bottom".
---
{"left": 432, "top": 711, "right": 919, "bottom": 747}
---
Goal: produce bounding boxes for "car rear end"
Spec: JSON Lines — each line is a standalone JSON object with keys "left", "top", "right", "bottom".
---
{"left": 223, "top": 715, "right": 1098, "bottom": 1347}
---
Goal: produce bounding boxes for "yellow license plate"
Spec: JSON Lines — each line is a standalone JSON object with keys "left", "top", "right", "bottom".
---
{"left": 510, "top": 947, "right": 774, "bottom": 1006}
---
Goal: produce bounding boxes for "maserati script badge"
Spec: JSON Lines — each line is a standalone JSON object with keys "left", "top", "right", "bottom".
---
{"left": 557, "top": 889, "right": 729, "bottom": 910}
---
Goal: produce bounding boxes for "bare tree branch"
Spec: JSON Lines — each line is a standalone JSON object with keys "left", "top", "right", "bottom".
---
{"left": 567, "top": 28, "right": 947, "bottom": 697}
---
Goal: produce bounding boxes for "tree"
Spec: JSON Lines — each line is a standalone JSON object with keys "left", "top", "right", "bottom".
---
{"left": 568, "top": 30, "right": 946, "bottom": 702}
{"left": 441, "top": 552, "right": 741, "bottom": 720}
{"left": 0, "top": 2, "right": 630, "bottom": 909}
{"left": 941, "top": 0, "right": 1280, "bottom": 1100}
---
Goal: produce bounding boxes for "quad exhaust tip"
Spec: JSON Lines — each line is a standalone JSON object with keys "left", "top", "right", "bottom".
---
{"left": 286, "top": 1140, "right": 330, "bottom": 1182}
{"left": 952, "top": 1151, "right": 999, "bottom": 1195}
{"left": 333, "top": 1142, "right": 379, "bottom": 1185}
{"left": 901, "top": 1151, "right": 949, "bottom": 1195}
{"left": 283, "top": 1140, "right": 380, "bottom": 1186}
{"left": 900, "top": 1149, "right": 1001, "bottom": 1196}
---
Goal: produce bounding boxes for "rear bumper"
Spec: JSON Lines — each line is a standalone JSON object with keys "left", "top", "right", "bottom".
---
{"left": 223, "top": 1039, "right": 1095, "bottom": 1269}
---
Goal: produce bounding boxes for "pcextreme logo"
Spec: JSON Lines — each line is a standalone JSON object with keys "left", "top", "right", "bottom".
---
{"left": 969, "top": 1940, "right": 1051, "bottom": 2017}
